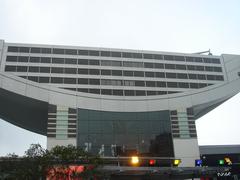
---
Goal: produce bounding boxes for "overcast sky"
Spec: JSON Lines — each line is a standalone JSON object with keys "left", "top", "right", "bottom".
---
{"left": 0, "top": 0, "right": 240, "bottom": 156}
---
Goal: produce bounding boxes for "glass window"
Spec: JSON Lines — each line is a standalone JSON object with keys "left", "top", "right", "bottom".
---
{"left": 89, "top": 50, "right": 99, "bottom": 56}
{"left": 174, "top": 56, "right": 185, "bottom": 61}
{"left": 89, "top": 89, "right": 100, "bottom": 94}
{"left": 40, "top": 67, "right": 50, "bottom": 73}
{"left": 6, "top": 56, "right": 17, "bottom": 62}
{"left": 196, "top": 66, "right": 204, "bottom": 71}
{"left": 78, "top": 59, "right": 88, "bottom": 65}
{"left": 101, "top": 51, "right": 111, "bottom": 57}
{"left": 112, "top": 70, "right": 122, "bottom": 76}
{"left": 5, "top": 65, "right": 16, "bottom": 72}
{"left": 134, "top": 71, "right": 144, "bottom": 77}
{"left": 195, "top": 57, "right": 203, "bottom": 63}
{"left": 111, "top": 51, "right": 121, "bottom": 57}
{"left": 177, "top": 73, "right": 188, "bottom": 79}
{"left": 146, "top": 81, "right": 156, "bottom": 87}
{"left": 52, "top": 67, "right": 64, "bottom": 73}
{"left": 188, "top": 74, "right": 197, "bottom": 79}
{"left": 155, "top": 72, "right": 165, "bottom": 78}
{"left": 124, "top": 80, "right": 135, "bottom": 86}
{"left": 187, "top": 65, "right": 195, "bottom": 71}
{"left": 42, "top": 48, "right": 52, "bottom": 54}
{"left": 214, "top": 67, "right": 222, "bottom": 72}
{"left": 101, "top": 60, "right": 111, "bottom": 66}
{"left": 29, "top": 66, "right": 39, "bottom": 72}
{"left": 199, "top": 83, "right": 207, "bottom": 88}
{"left": 41, "top": 57, "right": 51, "bottom": 63}
{"left": 122, "top": 52, "right": 132, "bottom": 58}
{"left": 65, "top": 68, "right": 77, "bottom": 74}
{"left": 101, "top": 70, "right": 111, "bottom": 75}
{"left": 101, "top": 79, "right": 111, "bottom": 85}
{"left": 133, "top": 62, "right": 143, "bottom": 67}
{"left": 205, "top": 66, "right": 214, "bottom": 72}
{"left": 165, "top": 64, "right": 175, "bottom": 69}
{"left": 28, "top": 76, "right": 38, "bottom": 82}
{"left": 89, "top": 60, "right": 100, "bottom": 65}
{"left": 78, "top": 68, "right": 88, "bottom": 74}
{"left": 39, "top": 77, "right": 49, "bottom": 83}
{"left": 52, "top": 58, "right": 64, "bottom": 64}
{"left": 143, "top": 54, "right": 153, "bottom": 59}
{"left": 171, "top": 110, "right": 177, "bottom": 115}
{"left": 51, "top": 77, "right": 63, "bottom": 83}
{"left": 64, "top": 78, "right": 76, "bottom": 84}
{"left": 186, "top": 57, "right": 194, "bottom": 62}
{"left": 166, "top": 73, "right": 177, "bottom": 78}
{"left": 124, "top": 71, "right": 134, "bottom": 76}
{"left": 123, "top": 61, "right": 133, "bottom": 67}
{"left": 190, "top": 83, "right": 199, "bottom": 88}
{"left": 17, "top": 66, "right": 27, "bottom": 72}
{"left": 78, "top": 88, "right": 88, "bottom": 93}
{"left": 206, "top": 75, "right": 215, "bottom": 80}
{"left": 178, "top": 82, "right": 189, "bottom": 88}
{"left": 113, "top": 80, "right": 122, "bottom": 86}
{"left": 89, "top": 79, "right": 100, "bottom": 85}
{"left": 168, "top": 91, "right": 180, "bottom": 94}
{"left": 29, "top": 57, "right": 40, "bottom": 63}
{"left": 176, "top": 64, "right": 186, "bottom": 70}
{"left": 89, "top": 69, "right": 100, "bottom": 75}
{"left": 156, "top": 81, "right": 166, "bottom": 87}
{"left": 212, "top": 58, "right": 220, "bottom": 64}
{"left": 101, "top": 89, "right": 112, "bottom": 95}
{"left": 147, "top": 91, "right": 157, "bottom": 95}
{"left": 157, "top": 91, "right": 167, "bottom": 95}
{"left": 132, "top": 53, "right": 142, "bottom": 59}
{"left": 30, "top": 47, "right": 41, "bottom": 53}
{"left": 8, "top": 46, "right": 18, "bottom": 52}
{"left": 215, "top": 75, "right": 224, "bottom": 81}
{"left": 197, "top": 74, "right": 206, "bottom": 80}
{"left": 135, "top": 81, "right": 145, "bottom": 86}
{"left": 167, "top": 82, "right": 177, "bottom": 88}
{"left": 113, "top": 89, "right": 123, "bottom": 96}
{"left": 164, "top": 55, "right": 174, "bottom": 60}
{"left": 124, "top": 90, "right": 135, "bottom": 96}
{"left": 144, "top": 62, "right": 154, "bottom": 68}
{"left": 65, "top": 58, "right": 77, "bottom": 64}
{"left": 145, "top": 72, "right": 155, "bottom": 77}
{"left": 136, "top": 90, "right": 146, "bottom": 96}
{"left": 203, "top": 58, "right": 212, "bottom": 63}
{"left": 155, "top": 63, "right": 164, "bottom": 69}
{"left": 18, "top": 56, "right": 28, "bottom": 62}
{"left": 153, "top": 54, "right": 163, "bottom": 60}
{"left": 19, "top": 47, "right": 30, "bottom": 53}
{"left": 78, "top": 78, "right": 88, "bottom": 84}
{"left": 52, "top": 48, "right": 64, "bottom": 54}
{"left": 65, "top": 49, "right": 77, "bottom": 55}
{"left": 78, "top": 50, "right": 88, "bottom": 55}
{"left": 112, "top": 61, "right": 122, "bottom": 66}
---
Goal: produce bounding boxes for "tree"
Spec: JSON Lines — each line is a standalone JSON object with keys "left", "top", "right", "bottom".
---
{"left": 24, "top": 143, "right": 46, "bottom": 158}
{"left": 45, "top": 145, "right": 104, "bottom": 179}
{"left": 0, "top": 144, "right": 105, "bottom": 180}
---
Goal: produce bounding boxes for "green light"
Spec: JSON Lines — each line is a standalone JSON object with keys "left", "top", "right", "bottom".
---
{"left": 219, "top": 159, "right": 224, "bottom": 165}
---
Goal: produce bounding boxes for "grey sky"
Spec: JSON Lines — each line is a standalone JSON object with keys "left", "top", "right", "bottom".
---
{"left": 0, "top": 0, "right": 239, "bottom": 155}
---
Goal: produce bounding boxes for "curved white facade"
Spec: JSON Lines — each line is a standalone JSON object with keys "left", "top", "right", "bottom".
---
{"left": 0, "top": 39, "right": 239, "bottom": 167}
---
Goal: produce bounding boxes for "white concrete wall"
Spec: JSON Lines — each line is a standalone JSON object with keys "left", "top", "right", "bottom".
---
{"left": 47, "top": 138, "right": 76, "bottom": 150}
{"left": 173, "top": 138, "right": 200, "bottom": 167}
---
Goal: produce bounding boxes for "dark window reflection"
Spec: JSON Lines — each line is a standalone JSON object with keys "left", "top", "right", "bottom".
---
{"left": 77, "top": 109, "right": 174, "bottom": 157}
